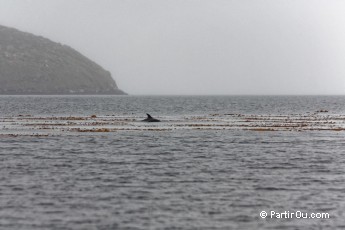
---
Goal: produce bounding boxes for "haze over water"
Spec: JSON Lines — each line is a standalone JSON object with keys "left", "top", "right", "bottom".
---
{"left": 1, "top": 0, "right": 345, "bottom": 95}
{"left": 1, "top": 95, "right": 345, "bottom": 229}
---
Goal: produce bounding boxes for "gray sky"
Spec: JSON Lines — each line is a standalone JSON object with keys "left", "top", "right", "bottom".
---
{"left": 0, "top": 0, "right": 345, "bottom": 95}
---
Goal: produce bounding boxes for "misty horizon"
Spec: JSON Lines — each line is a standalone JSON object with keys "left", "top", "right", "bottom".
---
{"left": 1, "top": 0, "right": 345, "bottom": 95}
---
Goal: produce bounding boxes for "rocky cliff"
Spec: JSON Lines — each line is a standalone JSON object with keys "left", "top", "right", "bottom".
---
{"left": 0, "top": 25, "right": 126, "bottom": 95}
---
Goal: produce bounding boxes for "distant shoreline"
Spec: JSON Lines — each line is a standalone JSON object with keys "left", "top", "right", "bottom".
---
{"left": 0, "top": 92, "right": 128, "bottom": 96}
{"left": 1, "top": 94, "right": 345, "bottom": 97}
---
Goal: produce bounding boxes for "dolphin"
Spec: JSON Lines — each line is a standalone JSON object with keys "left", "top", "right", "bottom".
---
{"left": 142, "top": 113, "right": 160, "bottom": 122}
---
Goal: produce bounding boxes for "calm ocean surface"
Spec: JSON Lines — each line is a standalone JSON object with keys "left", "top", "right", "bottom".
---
{"left": 1, "top": 95, "right": 345, "bottom": 229}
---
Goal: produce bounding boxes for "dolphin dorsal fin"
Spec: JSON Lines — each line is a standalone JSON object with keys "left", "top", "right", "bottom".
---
{"left": 146, "top": 113, "right": 152, "bottom": 119}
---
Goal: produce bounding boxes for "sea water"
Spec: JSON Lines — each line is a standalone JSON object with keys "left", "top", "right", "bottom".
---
{"left": 1, "top": 95, "right": 345, "bottom": 229}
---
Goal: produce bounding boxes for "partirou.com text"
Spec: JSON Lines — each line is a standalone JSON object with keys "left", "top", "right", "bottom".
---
{"left": 260, "top": 210, "right": 330, "bottom": 219}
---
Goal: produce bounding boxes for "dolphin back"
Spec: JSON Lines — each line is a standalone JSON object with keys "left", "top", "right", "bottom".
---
{"left": 142, "top": 113, "right": 160, "bottom": 122}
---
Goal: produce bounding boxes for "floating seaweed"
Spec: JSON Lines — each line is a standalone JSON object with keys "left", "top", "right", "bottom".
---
{"left": 1, "top": 113, "right": 345, "bottom": 136}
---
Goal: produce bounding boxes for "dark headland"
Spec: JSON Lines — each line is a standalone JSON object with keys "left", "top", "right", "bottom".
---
{"left": 0, "top": 25, "right": 126, "bottom": 95}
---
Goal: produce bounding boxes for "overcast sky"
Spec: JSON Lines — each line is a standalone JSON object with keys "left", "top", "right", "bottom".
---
{"left": 0, "top": 0, "right": 345, "bottom": 95}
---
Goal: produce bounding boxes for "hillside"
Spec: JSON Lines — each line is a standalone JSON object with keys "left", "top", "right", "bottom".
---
{"left": 0, "top": 25, "right": 126, "bottom": 95}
